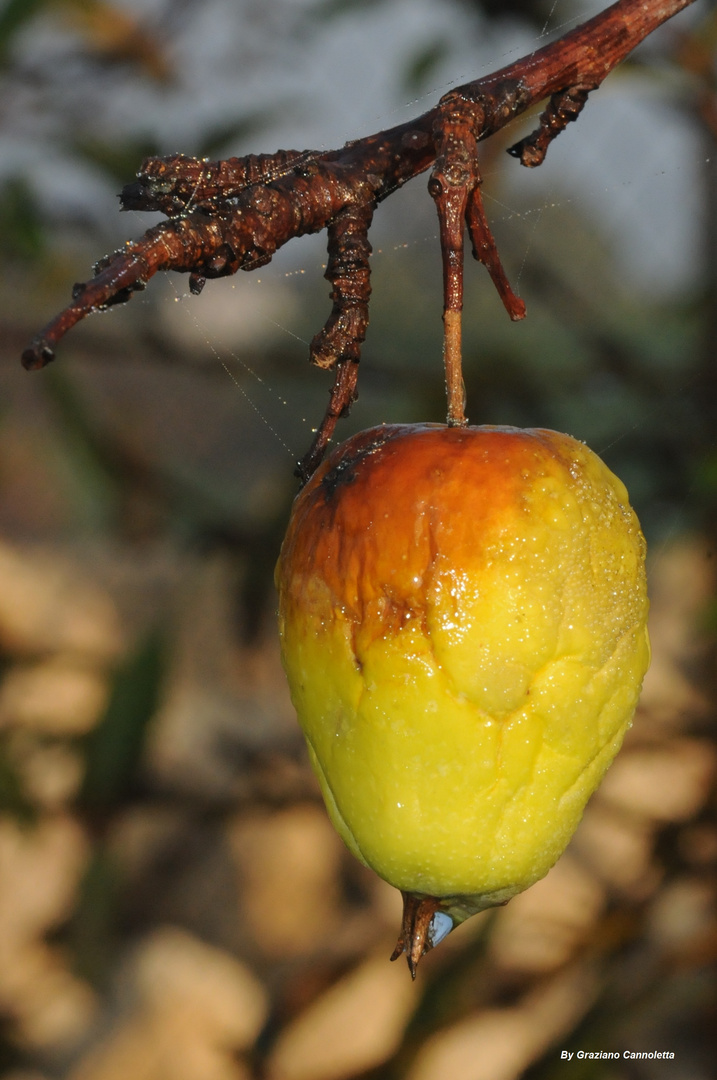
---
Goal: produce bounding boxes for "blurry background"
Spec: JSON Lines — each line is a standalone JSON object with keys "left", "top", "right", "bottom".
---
{"left": 0, "top": 1, "right": 716, "bottom": 1078}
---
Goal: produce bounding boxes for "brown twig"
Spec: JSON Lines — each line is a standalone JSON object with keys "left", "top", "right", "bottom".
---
{"left": 296, "top": 358, "right": 361, "bottom": 483}
{"left": 507, "top": 85, "right": 594, "bottom": 166}
{"left": 119, "top": 149, "right": 316, "bottom": 215}
{"left": 22, "top": 0, "right": 696, "bottom": 474}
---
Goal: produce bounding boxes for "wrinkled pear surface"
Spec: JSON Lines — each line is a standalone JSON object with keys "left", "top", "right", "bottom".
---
{"left": 276, "top": 424, "right": 650, "bottom": 909}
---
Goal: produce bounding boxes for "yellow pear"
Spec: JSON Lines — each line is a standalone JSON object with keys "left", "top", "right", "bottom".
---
{"left": 276, "top": 424, "right": 650, "bottom": 973}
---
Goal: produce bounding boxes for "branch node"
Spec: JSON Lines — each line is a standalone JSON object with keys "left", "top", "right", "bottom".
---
{"left": 430, "top": 95, "right": 524, "bottom": 423}
{"left": 309, "top": 202, "right": 374, "bottom": 371}
{"left": 507, "top": 84, "right": 594, "bottom": 167}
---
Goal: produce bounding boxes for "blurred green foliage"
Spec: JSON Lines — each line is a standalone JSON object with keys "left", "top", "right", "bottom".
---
{"left": 0, "top": 0, "right": 46, "bottom": 62}
{"left": 79, "top": 628, "right": 165, "bottom": 810}
{"left": 0, "top": 733, "right": 35, "bottom": 824}
{"left": 0, "top": 177, "right": 46, "bottom": 263}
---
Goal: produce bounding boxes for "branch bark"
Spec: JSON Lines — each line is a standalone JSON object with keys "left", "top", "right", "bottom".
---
{"left": 21, "top": 0, "right": 696, "bottom": 473}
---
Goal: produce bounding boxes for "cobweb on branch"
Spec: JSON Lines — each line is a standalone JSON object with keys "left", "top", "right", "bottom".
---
{"left": 14, "top": 0, "right": 708, "bottom": 547}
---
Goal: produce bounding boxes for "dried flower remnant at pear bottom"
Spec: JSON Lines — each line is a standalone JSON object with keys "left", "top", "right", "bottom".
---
{"left": 276, "top": 424, "right": 650, "bottom": 975}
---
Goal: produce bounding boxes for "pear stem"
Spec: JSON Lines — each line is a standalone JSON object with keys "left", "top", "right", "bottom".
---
{"left": 443, "top": 310, "right": 467, "bottom": 426}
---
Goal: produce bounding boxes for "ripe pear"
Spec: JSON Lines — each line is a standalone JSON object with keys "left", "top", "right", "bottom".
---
{"left": 276, "top": 424, "right": 650, "bottom": 974}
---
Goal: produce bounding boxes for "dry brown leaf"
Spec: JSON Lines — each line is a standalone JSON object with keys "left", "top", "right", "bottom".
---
{"left": 0, "top": 541, "right": 122, "bottom": 659}
{"left": 0, "top": 657, "right": 109, "bottom": 736}
{"left": 69, "top": 927, "right": 267, "bottom": 1080}
{"left": 488, "top": 854, "right": 605, "bottom": 973}
{"left": 229, "top": 805, "right": 343, "bottom": 958}
{"left": 0, "top": 814, "right": 88, "bottom": 950}
{"left": 569, "top": 804, "right": 661, "bottom": 898}
{"left": 637, "top": 661, "right": 709, "bottom": 731}
{"left": 646, "top": 539, "right": 715, "bottom": 663}
{"left": 596, "top": 739, "right": 717, "bottom": 823}
{"left": 133, "top": 926, "right": 268, "bottom": 1045}
{"left": 0, "top": 815, "right": 96, "bottom": 1052}
{"left": 145, "top": 556, "right": 301, "bottom": 802}
{"left": 406, "top": 965, "right": 599, "bottom": 1080}
{"left": 69, "top": 1014, "right": 253, "bottom": 1080}
{"left": 267, "top": 954, "right": 417, "bottom": 1080}
{"left": 646, "top": 877, "right": 717, "bottom": 952}
{"left": 7, "top": 944, "right": 97, "bottom": 1052}
{"left": 639, "top": 538, "right": 714, "bottom": 730}
{"left": 11, "top": 739, "right": 84, "bottom": 810}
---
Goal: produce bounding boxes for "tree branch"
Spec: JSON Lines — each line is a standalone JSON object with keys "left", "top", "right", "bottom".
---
{"left": 21, "top": 0, "right": 696, "bottom": 473}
